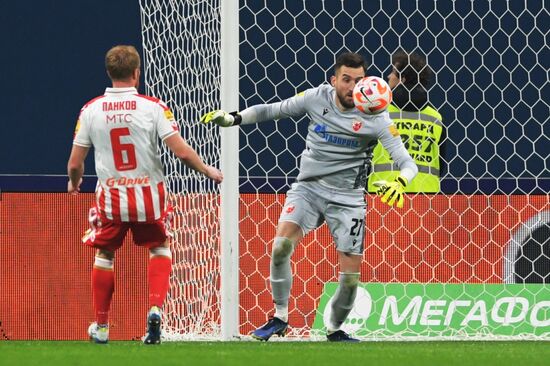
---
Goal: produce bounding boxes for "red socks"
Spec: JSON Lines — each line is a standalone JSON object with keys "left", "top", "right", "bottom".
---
{"left": 90, "top": 250, "right": 171, "bottom": 325}
{"left": 148, "top": 256, "right": 172, "bottom": 307}
{"left": 92, "top": 267, "right": 114, "bottom": 325}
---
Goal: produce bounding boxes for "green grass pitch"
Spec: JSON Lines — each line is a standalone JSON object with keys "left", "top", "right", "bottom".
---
{"left": 2, "top": 341, "right": 549, "bottom": 366}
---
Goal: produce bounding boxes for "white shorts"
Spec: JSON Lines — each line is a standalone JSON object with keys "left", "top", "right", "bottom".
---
{"left": 279, "top": 180, "right": 367, "bottom": 255}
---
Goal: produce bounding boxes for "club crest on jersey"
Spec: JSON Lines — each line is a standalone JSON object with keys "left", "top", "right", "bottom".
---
{"left": 285, "top": 204, "right": 295, "bottom": 214}
{"left": 352, "top": 120, "right": 362, "bottom": 132}
{"left": 322, "top": 108, "right": 329, "bottom": 116}
{"left": 164, "top": 109, "right": 175, "bottom": 121}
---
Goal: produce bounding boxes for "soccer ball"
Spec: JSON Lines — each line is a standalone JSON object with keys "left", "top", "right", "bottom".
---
{"left": 353, "top": 76, "right": 392, "bottom": 114}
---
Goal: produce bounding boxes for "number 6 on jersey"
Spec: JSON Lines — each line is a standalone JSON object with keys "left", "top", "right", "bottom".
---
{"left": 110, "top": 127, "right": 137, "bottom": 171}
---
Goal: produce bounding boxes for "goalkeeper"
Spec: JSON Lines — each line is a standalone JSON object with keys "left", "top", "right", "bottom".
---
{"left": 201, "top": 52, "right": 417, "bottom": 342}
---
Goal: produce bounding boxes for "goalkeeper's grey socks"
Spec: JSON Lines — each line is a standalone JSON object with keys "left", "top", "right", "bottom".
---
{"left": 270, "top": 237, "right": 296, "bottom": 322}
{"left": 328, "top": 272, "right": 360, "bottom": 333}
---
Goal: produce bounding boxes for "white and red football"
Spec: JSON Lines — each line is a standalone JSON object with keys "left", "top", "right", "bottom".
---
{"left": 353, "top": 76, "right": 392, "bottom": 115}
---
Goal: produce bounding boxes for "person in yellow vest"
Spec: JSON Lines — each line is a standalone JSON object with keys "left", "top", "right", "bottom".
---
{"left": 368, "top": 50, "right": 444, "bottom": 193}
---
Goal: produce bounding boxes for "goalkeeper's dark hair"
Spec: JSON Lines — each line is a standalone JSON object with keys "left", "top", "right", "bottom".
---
{"left": 105, "top": 45, "right": 141, "bottom": 81}
{"left": 392, "top": 50, "right": 433, "bottom": 89}
{"left": 334, "top": 52, "right": 368, "bottom": 74}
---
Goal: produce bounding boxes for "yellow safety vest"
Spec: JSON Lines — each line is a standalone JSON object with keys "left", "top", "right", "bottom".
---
{"left": 367, "top": 104, "right": 443, "bottom": 193}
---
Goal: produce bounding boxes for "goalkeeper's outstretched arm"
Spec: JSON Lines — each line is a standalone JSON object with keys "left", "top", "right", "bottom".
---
{"left": 200, "top": 91, "right": 310, "bottom": 127}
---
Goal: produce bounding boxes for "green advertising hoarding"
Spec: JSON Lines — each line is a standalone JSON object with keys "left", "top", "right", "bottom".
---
{"left": 313, "top": 283, "right": 550, "bottom": 338}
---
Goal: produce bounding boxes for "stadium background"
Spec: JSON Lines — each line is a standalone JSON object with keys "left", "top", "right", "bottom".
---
{"left": 0, "top": 1, "right": 548, "bottom": 340}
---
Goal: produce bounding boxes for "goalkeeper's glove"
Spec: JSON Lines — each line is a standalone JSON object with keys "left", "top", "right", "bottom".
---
{"left": 372, "top": 176, "right": 408, "bottom": 208}
{"left": 200, "top": 110, "right": 241, "bottom": 127}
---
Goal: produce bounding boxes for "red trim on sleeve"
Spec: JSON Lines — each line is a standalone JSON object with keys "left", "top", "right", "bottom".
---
{"left": 136, "top": 94, "right": 169, "bottom": 110}
{"left": 81, "top": 95, "right": 106, "bottom": 111}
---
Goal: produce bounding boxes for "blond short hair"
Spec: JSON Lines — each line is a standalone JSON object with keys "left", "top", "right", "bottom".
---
{"left": 105, "top": 45, "right": 140, "bottom": 81}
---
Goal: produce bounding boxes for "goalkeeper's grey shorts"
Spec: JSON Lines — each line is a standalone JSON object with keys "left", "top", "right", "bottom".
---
{"left": 279, "top": 180, "right": 366, "bottom": 255}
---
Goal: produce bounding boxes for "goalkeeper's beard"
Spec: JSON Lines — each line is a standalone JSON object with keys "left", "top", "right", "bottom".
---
{"left": 337, "top": 91, "right": 355, "bottom": 109}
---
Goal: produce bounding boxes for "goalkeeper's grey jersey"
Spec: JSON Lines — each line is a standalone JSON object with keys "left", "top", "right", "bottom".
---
{"left": 240, "top": 84, "right": 417, "bottom": 190}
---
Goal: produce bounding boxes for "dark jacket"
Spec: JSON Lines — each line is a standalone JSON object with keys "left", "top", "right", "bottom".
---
{"left": 392, "top": 84, "right": 429, "bottom": 111}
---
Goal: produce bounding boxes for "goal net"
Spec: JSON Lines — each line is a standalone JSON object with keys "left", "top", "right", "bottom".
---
{"left": 139, "top": 0, "right": 223, "bottom": 339}
{"left": 139, "top": 0, "right": 550, "bottom": 340}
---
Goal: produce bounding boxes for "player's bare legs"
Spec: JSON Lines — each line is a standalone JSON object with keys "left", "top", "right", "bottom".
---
{"left": 144, "top": 240, "right": 172, "bottom": 345}
{"left": 325, "top": 251, "right": 361, "bottom": 342}
{"left": 252, "top": 221, "right": 303, "bottom": 341}
{"left": 88, "top": 248, "right": 115, "bottom": 343}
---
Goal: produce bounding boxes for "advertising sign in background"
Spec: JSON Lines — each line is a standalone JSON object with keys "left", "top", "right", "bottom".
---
{"left": 313, "top": 283, "right": 550, "bottom": 338}
{"left": 1, "top": 193, "right": 548, "bottom": 339}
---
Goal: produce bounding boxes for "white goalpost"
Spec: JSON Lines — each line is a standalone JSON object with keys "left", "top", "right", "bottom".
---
{"left": 219, "top": 0, "right": 240, "bottom": 340}
{"left": 139, "top": 0, "right": 550, "bottom": 341}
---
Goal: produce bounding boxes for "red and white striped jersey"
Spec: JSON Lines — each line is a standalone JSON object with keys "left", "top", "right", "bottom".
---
{"left": 73, "top": 87, "right": 179, "bottom": 222}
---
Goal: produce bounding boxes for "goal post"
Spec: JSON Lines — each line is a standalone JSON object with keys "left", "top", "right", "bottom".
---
{"left": 219, "top": 0, "right": 240, "bottom": 341}
{"left": 139, "top": 1, "right": 550, "bottom": 341}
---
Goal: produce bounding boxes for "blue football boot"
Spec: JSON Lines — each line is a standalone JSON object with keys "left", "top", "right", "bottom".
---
{"left": 326, "top": 330, "right": 360, "bottom": 342}
{"left": 143, "top": 306, "right": 162, "bottom": 345}
{"left": 251, "top": 317, "right": 289, "bottom": 341}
